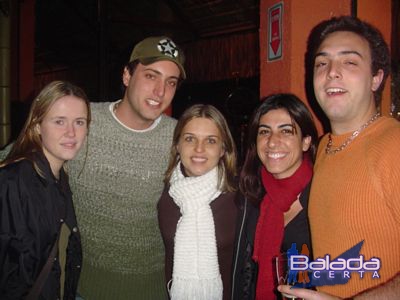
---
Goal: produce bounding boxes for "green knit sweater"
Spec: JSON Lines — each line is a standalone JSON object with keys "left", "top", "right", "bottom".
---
{"left": 67, "top": 102, "right": 176, "bottom": 300}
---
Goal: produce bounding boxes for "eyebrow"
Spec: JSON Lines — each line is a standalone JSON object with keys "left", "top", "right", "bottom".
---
{"left": 50, "top": 116, "right": 87, "bottom": 120}
{"left": 182, "top": 132, "right": 220, "bottom": 138}
{"left": 144, "top": 67, "right": 180, "bottom": 80}
{"left": 315, "top": 50, "right": 363, "bottom": 59}
{"left": 258, "top": 123, "right": 295, "bottom": 129}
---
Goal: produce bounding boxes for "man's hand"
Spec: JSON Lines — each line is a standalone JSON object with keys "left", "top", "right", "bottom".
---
{"left": 277, "top": 285, "right": 342, "bottom": 300}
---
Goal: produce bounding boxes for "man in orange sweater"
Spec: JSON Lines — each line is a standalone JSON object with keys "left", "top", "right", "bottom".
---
{"left": 279, "top": 16, "right": 399, "bottom": 299}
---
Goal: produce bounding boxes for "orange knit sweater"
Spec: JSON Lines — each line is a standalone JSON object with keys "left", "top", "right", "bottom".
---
{"left": 309, "top": 116, "right": 400, "bottom": 298}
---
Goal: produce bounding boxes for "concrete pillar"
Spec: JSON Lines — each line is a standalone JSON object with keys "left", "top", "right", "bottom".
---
{"left": 0, "top": 0, "right": 11, "bottom": 148}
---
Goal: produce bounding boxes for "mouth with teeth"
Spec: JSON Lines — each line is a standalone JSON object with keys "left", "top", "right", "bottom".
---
{"left": 326, "top": 87, "right": 347, "bottom": 96}
{"left": 146, "top": 99, "right": 161, "bottom": 106}
{"left": 267, "top": 152, "right": 286, "bottom": 159}
{"left": 191, "top": 156, "right": 207, "bottom": 163}
{"left": 61, "top": 142, "right": 78, "bottom": 149}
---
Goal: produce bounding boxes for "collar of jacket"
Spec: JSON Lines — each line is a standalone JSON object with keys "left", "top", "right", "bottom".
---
{"left": 32, "top": 151, "right": 70, "bottom": 194}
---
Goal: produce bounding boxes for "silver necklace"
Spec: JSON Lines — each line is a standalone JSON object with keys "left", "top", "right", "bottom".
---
{"left": 325, "top": 112, "right": 381, "bottom": 155}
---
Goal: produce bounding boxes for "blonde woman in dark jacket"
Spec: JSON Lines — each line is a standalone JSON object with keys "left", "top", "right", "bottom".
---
{"left": 0, "top": 81, "right": 91, "bottom": 299}
{"left": 158, "top": 104, "right": 239, "bottom": 300}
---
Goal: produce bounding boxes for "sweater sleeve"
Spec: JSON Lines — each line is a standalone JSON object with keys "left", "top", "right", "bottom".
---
{"left": 375, "top": 130, "right": 400, "bottom": 223}
{"left": 157, "top": 186, "right": 178, "bottom": 286}
{"left": 0, "top": 143, "right": 12, "bottom": 161}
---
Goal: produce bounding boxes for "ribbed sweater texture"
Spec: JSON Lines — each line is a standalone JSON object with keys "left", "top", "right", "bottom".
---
{"left": 67, "top": 102, "right": 176, "bottom": 299}
{"left": 309, "top": 116, "right": 400, "bottom": 298}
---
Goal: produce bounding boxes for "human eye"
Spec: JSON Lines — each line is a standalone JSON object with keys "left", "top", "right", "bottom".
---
{"left": 314, "top": 55, "right": 328, "bottom": 69}
{"left": 207, "top": 137, "right": 217, "bottom": 144}
{"left": 258, "top": 128, "right": 270, "bottom": 136}
{"left": 344, "top": 59, "right": 357, "bottom": 66}
{"left": 184, "top": 135, "right": 194, "bottom": 142}
{"left": 167, "top": 79, "right": 178, "bottom": 88}
{"left": 145, "top": 73, "right": 156, "bottom": 80}
{"left": 281, "top": 127, "right": 295, "bottom": 135}
{"left": 76, "top": 119, "right": 87, "bottom": 126}
{"left": 314, "top": 60, "right": 327, "bottom": 69}
{"left": 54, "top": 119, "right": 64, "bottom": 125}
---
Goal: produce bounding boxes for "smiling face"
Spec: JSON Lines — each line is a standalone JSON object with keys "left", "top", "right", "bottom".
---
{"left": 120, "top": 60, "right": 180, "bottom": 130}
{"left": 256, "top": 109, "right": 311, "bottom": 179}
{"left": 313, "top": 31, "right": 383, "bottom": 133}
{"left": 177, "top": 117, "right": 225, "bottom": 177}
{"left": 38, "top": 95, "right": 88, "bottom": 175}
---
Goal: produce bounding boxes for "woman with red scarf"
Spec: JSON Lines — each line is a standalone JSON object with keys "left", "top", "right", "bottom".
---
{"left": 232, "top": 93, "right": 318, "bottom": 300}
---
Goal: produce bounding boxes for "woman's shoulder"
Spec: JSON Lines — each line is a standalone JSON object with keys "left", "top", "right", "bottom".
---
{"left": 0, "top": 160, "right": 38, "bottom": 205}
{"left": 299, "top": 180, "right": 312, "bottom": 209}
{"left": 218, "top": 190, "right": 241, "bottom": 205}
{"left": 0, "top": 159, "right": 35, "bottom": 179}
{"left": 217, "top": 191, "right": 259, "bottom": 217}
{"left": 157, "top": 184, "right": 176, "bottom": 210}
{"left": 226, "top": 191, "right": 258, "bottom": 210}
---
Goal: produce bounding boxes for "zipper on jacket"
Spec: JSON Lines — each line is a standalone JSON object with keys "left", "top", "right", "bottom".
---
{"left": 231, "top": 197, "right": 247, "bottom": 299}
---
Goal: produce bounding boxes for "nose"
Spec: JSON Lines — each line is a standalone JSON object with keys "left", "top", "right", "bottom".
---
{"left": 327, "top": 61, "right": 341, "bottom": 80}
{"left": 194, "top": 140, "right": 205, "bottom": 153}
{"left": 154, "top": 79, "right": 166, "bottom": 98}
{"left": 267, "top": 132, "right": 280, "bottom": 148}
{"left": 65, "top": 123, "right": 76, "bottom": 137}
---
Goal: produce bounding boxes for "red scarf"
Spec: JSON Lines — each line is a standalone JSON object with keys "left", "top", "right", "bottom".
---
{"left": 253, "top": 157, "right": 313, "bottom": 300}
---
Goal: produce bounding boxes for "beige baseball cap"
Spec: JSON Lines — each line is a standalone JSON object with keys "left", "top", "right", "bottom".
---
{"left": 129, "top": 36, "right": 186, "bottom": 79}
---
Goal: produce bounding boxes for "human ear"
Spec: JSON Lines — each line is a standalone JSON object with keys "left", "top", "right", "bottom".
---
{"left": 175, "top": 144, "right": 181, "bottom": 155}
{"left": 122, "top": 67, "right": 131, "bottom": 87}
{"left": 302, "top": 136, "right": 312, "bottom": 152}
{"left": 35, "top": 123, "right": 41, "bottom": 135}
{"left": 371, "top": 69, "right": 384, "bottom": 92}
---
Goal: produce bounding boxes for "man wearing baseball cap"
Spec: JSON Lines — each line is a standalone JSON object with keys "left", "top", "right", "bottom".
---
{"left": 67, "top": 36, "right": 185, "bottom": 299}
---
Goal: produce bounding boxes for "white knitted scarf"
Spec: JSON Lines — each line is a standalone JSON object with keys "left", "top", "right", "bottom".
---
{"left": 168, "top": 163, "right": 223, "bottom": 300}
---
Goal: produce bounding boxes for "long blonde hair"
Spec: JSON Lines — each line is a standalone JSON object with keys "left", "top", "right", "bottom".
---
{"left": 164, "top": 104, "right": 237, "bottom": 192}
{"left": 1, "top": 81, "right": 91, "bottom": 173}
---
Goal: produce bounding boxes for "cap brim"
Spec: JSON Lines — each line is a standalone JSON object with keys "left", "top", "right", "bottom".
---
{"left": 139, "top": 57, "right": 186, "bottom": 80}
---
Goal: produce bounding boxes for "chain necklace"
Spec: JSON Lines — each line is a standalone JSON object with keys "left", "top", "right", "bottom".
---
{"left": 325, "top": 112, "right": 381, "bottom": 155}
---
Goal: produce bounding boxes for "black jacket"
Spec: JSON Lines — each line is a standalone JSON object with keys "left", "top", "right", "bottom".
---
{"left": 231, "top": 183, "right": 312, "bottom": 300}
{"left": 231, "top": 195, "right": 259, "bottom": 300}
{"left": 0, "top": 153, "right": 82, "bottom": 299}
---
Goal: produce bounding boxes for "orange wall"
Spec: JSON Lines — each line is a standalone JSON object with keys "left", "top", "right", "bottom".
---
{"left": 260, "top": 0, "right": 392, "bottom": 133}
{"left": 259, "top": 1, "right": 291, "bottom": 95}
{"left": 357, "top": 0, "right": 392, "bottom": 116}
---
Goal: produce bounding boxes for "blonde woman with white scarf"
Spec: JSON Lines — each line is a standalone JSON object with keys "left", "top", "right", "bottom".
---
{"left": 158, "top": 104, "right": 239, "bottom": 300}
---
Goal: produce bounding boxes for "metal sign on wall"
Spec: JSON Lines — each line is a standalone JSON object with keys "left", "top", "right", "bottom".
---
{"left": 268, "top": 2, "right": 283, "bottom": 61}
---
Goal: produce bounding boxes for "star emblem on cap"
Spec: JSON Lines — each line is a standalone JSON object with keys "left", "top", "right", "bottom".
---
{"left": 157, "top": 38, "right": 179, "bottom": 58}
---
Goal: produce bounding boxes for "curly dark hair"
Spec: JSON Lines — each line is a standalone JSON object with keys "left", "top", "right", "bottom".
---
{"left": 308, "top": 16, "right": 390, "bottom": 106}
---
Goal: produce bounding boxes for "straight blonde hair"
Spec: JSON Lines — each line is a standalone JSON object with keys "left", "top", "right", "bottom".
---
{"left": 1, "top": 81, "right": 91, "bottom": 174}
{"left": 164, "top": 104, "right": 237, "bottom": 192}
